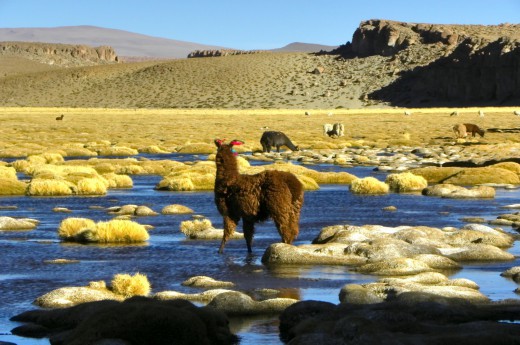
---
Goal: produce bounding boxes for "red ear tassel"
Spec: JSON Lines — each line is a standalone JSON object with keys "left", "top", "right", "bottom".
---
{"left": 230, "top": 140, "right": 244, "bottom": 146}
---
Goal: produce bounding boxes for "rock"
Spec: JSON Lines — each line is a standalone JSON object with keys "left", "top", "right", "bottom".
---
{"left": 422, "top": 184, "right": 495, "bottom": 198}
{"left": 0, "top": 216, "right": 39, "bottom": 230}
{"left": 261, "top": 243, "right": 367, "bottom": 266}
{"left": 34, "top": 287, "right": 123, "bottom": 308}
{"left": 11, "top": 297, "right": 238, "bottom": 345}
{"left": 161, "top": 204, "right": 194, "bottom": 214}
{"left": 280, "top": 298, "right": 520, "bottom": 345}
{"left": 154, "top": 289, "right": 235, "bottom": 303}
{"left": 500, "top": 266, "right": 520, "bottom": 278}
{"left": 207, "top": 291, "right": 297, "bottom": 316}
{"left": 134, "top": 205, "right": 158, "bottom": 216}
{"left": 181, "top": 276, "right": 235, "bottom": 288}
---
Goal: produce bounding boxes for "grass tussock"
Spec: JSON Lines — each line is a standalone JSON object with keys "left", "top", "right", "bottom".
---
{"left": 58, "top": 218, "right": 149, "bottom": 243}
{"left": 297, "top": 175, "right": 320, "bottom": 190}
{"left": 0, "top": 166, "right": 17, "bottom": 179}
{"left": 385, "top": 172, "right": 428, "bottom": 192}
{"left": 408, "top": 167, "right": 464, "bottom": 183}
{"left": 491, "top": 162, "right": 520, "bottom": 176}
{"left": 58, "top": 217, "right": 97, "bottom": 240}
{"left": 180, "top": 219, "right": 213, "bottom": 236}
{"left": 110, "top": 273, "right": 151, "bottom": 297}
{"left": 76, "top": 178, "right": 108, "bottom": 195}
{"left": 0, "top": 178, "right": 27, "bottom": 195}
{"left": 95, "top": 146, "right": 139, "bottom": 156}
{"left": 443, "top": 167, "right": 520, "bottom": 185}
{"left": 177, "top": 143, "right": 216, "bottom": 154}
{"left": 94, "top": 219, "right": 150, "bottom": 243}
{"left": 102, "top": 173, "right": 133, "bottom": 188}
{"left": 138, "top": 145, "right": 171, "bottom": 154}
{"left": 27, "top": 179, "right": 75, "bottom": 196}
{"left": 350, "top": 177, "right": 389, "bottom": 194}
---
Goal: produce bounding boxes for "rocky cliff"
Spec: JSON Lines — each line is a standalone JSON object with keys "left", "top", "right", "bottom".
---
{"left": 337, "top": 20, "right": 520, "bottom": 106}
{"left": 0, "top": 41, "right": 118, "bottom": 67}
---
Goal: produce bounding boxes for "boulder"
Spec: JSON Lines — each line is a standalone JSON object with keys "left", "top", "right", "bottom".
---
{"left": 422, "top": 184, "right": 495, "bottom": 198}
{"left": 11, "top": 297, "right": 237, "bottom": 345}
{"left": 207, "top": 291, "right": 297, "bottom": 316}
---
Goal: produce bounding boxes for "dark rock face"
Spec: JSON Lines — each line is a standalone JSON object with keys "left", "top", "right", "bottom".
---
{"left": 279, "top": 298, "right": 520, "bottom": 344}
{"left": 335, "top": 20, "right": 520, "bottom": 106}
{"left": 11, "top": 297, "right": 239, "bottom": 345}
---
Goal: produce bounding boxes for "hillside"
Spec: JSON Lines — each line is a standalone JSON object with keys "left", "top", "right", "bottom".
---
{"left": 0, "top": 20, "right": 519, "bottom": 109}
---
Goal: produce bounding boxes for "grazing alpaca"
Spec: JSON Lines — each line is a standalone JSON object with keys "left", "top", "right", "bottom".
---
{"left": 214, "top": 139, "right": 304, "bottom": 253}
{"left": 453, "top": 123, "right": 467, "bottom": 138}
{"left": 324, "top": 123, "right": 345, "bottom": 138}
{"left": 260, "top": 131, "right": 299, "bottom": 153}
{"left": 463, "top": 123, "right": 485, "bottom": 137}
{"left": 323, "top": 123, "right": 333, "bottom": 136}
{"left": 56, "top": 114, "right": 64, "bottom": 121}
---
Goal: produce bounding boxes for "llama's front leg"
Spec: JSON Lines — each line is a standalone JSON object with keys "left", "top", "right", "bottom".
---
{"left": 242, "top": 219, "right": 255, "bottom": 253}
{"left": 218, "top": 216, "right": 237, "bottom": 254}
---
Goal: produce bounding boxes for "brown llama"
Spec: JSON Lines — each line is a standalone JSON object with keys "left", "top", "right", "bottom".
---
{"left": 214, "top": 139, "right": 304, "bottom": 253}
{"left": 463, "top": 123, "right": 485, "bottom": 137}
{"left": 56, "top": 114, "right": 64, "bottom": 121}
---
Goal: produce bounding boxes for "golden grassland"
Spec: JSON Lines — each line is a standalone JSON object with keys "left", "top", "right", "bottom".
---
{"left": 1, "top": 107, "right": 519, "bottom": 158}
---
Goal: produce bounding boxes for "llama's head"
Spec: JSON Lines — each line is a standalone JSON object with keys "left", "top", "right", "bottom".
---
{"left": 214, "top": 139, "right": 244, "bottom": 165}
{"left": 478, "top": 128, "right": 486, "bottom": 137}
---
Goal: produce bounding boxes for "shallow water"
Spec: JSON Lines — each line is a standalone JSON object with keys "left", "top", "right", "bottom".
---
{"left": 0, "top": 157, "right": 519, "bottom": 345}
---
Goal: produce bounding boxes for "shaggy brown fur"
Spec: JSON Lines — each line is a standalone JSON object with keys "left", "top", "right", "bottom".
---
{"left": 463, "top": 123, "right": 485, "bottom": 137}
{"left": 214, "top": 139, "right": 304, "bottom": 253}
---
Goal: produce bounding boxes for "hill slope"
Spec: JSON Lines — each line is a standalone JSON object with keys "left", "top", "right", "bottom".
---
{"left": 0, "top": 20, "right": 519, "bottom": 109}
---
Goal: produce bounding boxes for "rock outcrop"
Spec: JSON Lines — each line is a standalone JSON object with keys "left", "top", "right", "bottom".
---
{"left": 335, "top": 20, "right": 520, "bottom": 106}
{"left": 0, "top": 41, "right": 118, "bottom": 66}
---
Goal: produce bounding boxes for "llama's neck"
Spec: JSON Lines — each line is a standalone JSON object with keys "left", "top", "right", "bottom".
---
{"left": 216, "top": 154, "right": 240, "bottom": 183}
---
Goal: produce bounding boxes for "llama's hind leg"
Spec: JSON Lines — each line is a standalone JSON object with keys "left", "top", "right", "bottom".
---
{"left": 273, "top": 219, "right": 298, "bottom": 245}
{"left": 242, "top": 219, "right": 255, "bottom": 253}
{"left": 219, "top": 216, "right": 237, "bottom": 254}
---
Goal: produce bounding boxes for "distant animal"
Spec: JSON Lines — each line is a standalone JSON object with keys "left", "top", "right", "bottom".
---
{"left": 478, "top": 110, "right": 485, "bottom": 117}
{"left": 325, "top": 123, "right": 345, "bottom": 138}
{"left": 323, "top": 123, "right": 334, "bottom": 136}
{"left": 305, "top": 111, "right": 310, "bottom": 116}
{"left": 327, "top": 112, "right": 333, "bottom": 117}
{"left": 260, "top": 131, "right": 299, "bottom": 153}
{"left": 404, "top": 111, "right": 412, "bottom": 116}
{"left": 56, "top": 114, "right": 64, "bottom": 121}
{"left": 463, "top": 123, "right": 485, "bottom": 137}
{"left": 450, "top": 111, "right": 459, "bottom": 116}
{"left": 452, "top": 123, "right": 467, "bottom": 139}
{"left": 514, "top": 110, "right": 520, "bottom": 116}
{"left": 214, "top": 139, "right": 304, "bottom": 253}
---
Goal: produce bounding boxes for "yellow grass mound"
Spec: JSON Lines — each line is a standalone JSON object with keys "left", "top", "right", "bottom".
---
{"left": 110, "top": 273, "right": 151, "bottom": 297}
{"left": 180, "top": 219, "right": 214, "bottom": 236}
{"left": 58, "top": 217, "right": 97, "bottom": 240}
{"left": 58, "top": 218, "right": 149, "bottom": 243}
{"left": 385, "top": 172, "right": 428, "bottom": 192}
{"left": 443, "top": 167, "right": 520, "bottom": 185}
{"left": 27, "top": 179, "right": 75, "bottom": 196}
{"left": 0, "top": 178, "right": 27, "bottom": 195}
{"left": 350, "top": 177, "right": 389, "bottom": 194}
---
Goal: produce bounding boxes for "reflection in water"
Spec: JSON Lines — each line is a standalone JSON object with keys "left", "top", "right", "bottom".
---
{"left": 0, "top": 158, "right": 519, "bottom": 345}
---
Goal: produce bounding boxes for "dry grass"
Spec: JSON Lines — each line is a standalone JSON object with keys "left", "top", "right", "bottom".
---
{"left": 58, "top": 218, "right": 149, "bottom": 243}
{"left": 385, "top": 172, "right": 428, "bottom": 192}
{"left": 180, "top": 219, "right": 213, "bottom": 236}
{"left": 1, "top": 107, "right": 520, "bottom": 160}
{"left": 27, "top": 179, "right": 75, "bottom": 196}
{"left": 350, "top": 177, "right": 389, "bottom": 194}
{"left": 58, "top": 217, "right": 97, "bottom": 240}
{"left": 110, "top": 273, "right": 151, "bottom": 297}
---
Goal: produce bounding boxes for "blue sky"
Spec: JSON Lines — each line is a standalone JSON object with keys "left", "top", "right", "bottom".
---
{"left": 1, "top": 0, "right": 519, "bottom": 49}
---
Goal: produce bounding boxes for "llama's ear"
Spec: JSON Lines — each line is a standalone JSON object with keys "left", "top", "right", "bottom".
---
{"left": 214, "top": 139, "right": 224, "bottom": 147}
{"left": 230, "top": 140, "right": 244, "bottom": 146}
